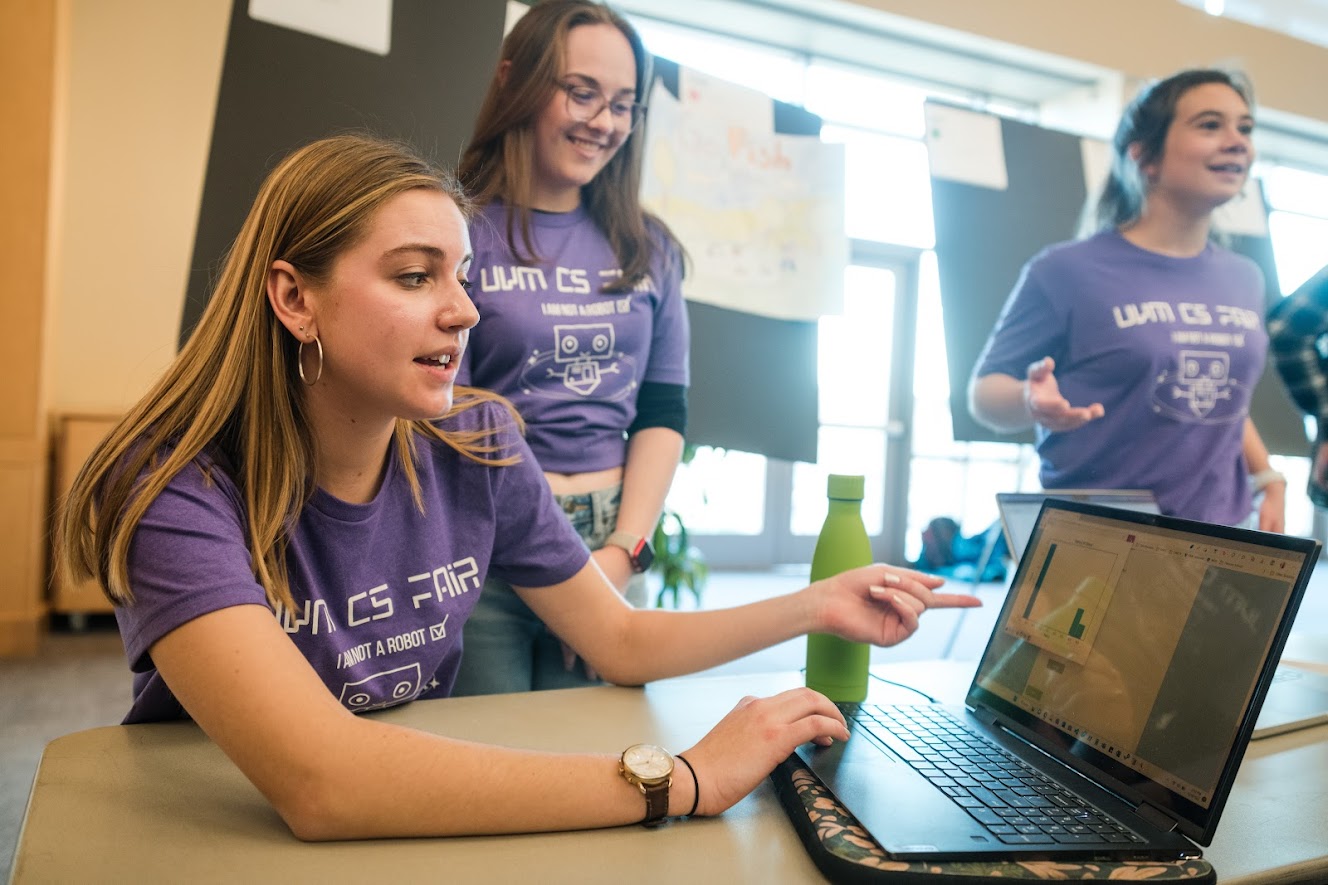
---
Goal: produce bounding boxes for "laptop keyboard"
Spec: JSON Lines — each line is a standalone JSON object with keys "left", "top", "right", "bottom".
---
{"left": 843, "top": 704, "right": 1147, "bottom": 846}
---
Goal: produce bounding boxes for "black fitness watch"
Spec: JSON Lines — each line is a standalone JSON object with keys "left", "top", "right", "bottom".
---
{"left": 606, "top": 531, "right": 654, "bottom": 573}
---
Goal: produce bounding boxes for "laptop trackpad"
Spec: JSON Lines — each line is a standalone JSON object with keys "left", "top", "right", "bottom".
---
{"left": 797, "top": 739, "right": 996, "bottom": 856}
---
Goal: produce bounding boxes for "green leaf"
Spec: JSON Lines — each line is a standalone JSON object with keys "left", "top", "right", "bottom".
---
{"left": 647, "top": 506, "right": 708, "bottom": 609}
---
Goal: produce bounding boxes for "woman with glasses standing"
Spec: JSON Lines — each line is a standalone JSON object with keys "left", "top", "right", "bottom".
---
{"left": 452, "top": 0, "right": 690, "bottom": 694}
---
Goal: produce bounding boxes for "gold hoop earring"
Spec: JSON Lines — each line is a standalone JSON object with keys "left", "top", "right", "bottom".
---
{"left": 298, "top": 335, "right": 323, "bottom": 385}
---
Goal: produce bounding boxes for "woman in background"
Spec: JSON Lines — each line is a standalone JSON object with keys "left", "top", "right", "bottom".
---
{"left": 57, "top": 133, "right": 980, "bottom": 838}
{"left": 969, "top": 69, "right": 1285, "bottom": 531}
{"left": 454, "top": 0, "right": 690, "bottom": 694}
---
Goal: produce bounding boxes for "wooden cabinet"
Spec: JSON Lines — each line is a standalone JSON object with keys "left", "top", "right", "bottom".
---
{"left": 0, "top": 1, "right": 57, "bottom": 655}
{"left": 49, "top": 415, "right": 120, "bottom": 617}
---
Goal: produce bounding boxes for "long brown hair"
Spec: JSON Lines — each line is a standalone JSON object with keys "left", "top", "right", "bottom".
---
{"left": 58, "top": 134, "right": 521, "bottom": 612}
{"left": 458, "top": 0, "right": 680, "bottom": 293}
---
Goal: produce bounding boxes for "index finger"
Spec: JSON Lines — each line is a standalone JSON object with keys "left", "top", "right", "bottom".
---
{"left": 928, "top": 592, "right": 983, "bottom": 609}
{"left": 887, "top": 579, "right": 981, "bottom": 610}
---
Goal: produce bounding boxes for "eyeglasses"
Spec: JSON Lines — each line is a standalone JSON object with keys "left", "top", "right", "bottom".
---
{"left": 558, "top": 82, "right": 645, "bottom": 131}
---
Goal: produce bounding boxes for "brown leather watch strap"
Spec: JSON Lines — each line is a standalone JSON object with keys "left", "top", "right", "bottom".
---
{"left": 641, "top": 779, "right": 669, "bottom": 826}
{"left": 620, "top": 743, "right": 674, "bottom": 826}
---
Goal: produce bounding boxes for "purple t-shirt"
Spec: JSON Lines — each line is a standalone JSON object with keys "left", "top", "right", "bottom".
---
{"left": 458, "top": 201, "right": 689, "bottom": 473}
{"left": 973, "top": 231, "right": 1267, "bottom": 525}
{"left": 115, "top": 401, "right": 590, "bottom": 723}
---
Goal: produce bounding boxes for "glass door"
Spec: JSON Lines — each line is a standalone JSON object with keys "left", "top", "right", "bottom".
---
{"left": 780, "top": 245, "right": 919, "bottom": 565}
{"left": 668, "top": 245, "right": 921, "bottom": 567}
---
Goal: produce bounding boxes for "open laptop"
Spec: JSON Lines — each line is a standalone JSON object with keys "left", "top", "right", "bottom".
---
{"left": 997, "top": 490, "right": 1160, "bottom": 561}
{"left": 798, "top": 499, "right": 1320, "bottom": 861}
{"left": 998, "top": 489, "right": 1328, "bottom": 741}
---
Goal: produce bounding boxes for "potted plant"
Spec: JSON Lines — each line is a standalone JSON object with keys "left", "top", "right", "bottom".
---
{"left": 650, "top": 444, "right": 709, "bottom": 609}
{"left": 650, "top": 509, "right": 709, "bottom": 609}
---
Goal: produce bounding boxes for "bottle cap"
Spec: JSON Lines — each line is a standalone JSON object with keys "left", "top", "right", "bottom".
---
{"left": 827, "top": 474, "right": 865, "bottom": 501}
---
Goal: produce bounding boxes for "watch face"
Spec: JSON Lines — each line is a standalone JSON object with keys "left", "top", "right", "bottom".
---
{"left": 634, "top": 542, "right": 655, "bottom": 572}
{"left": 623, "top": 743, "right": 673, "bottom": 781}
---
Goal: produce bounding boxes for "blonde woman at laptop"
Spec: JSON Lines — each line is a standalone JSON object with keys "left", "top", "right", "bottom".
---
{"left": 969, "top": 69, "right": 1285, "bottom": 532}
{"left": 57, "top": 133, "right": 981, "bottom": 839}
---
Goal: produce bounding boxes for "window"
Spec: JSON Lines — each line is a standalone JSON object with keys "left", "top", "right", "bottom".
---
{"left": 1262, "top": 163, "right": 1328, "bottom": 537}
{"left": 823, "top": 124, "right": 934, "bottom": 249}
{"left": 789, "top": 265, "right": 897, "bottom": 538}
{"left": 635, "top": 13, "right": 1328, "bottom": 564}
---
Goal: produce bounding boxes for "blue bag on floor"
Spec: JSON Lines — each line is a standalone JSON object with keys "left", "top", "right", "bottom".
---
{"left": 912, "top": 517, "right": 1007, "bottom": 583}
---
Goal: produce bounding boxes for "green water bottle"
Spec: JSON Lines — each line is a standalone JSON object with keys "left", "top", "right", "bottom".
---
{"left": 805, "top": 474, "right": 872, "bottom": 702}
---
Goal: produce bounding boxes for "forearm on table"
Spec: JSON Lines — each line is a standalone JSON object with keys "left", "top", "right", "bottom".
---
{"left": 152, "top": 606, "right": 696, "bottom": 841}
{"left": 283, "top": 719, "right": 691, "bottom": 840}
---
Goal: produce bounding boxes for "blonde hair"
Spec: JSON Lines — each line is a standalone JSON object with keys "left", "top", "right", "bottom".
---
{"left": 58, "top": 134, "right": 521, "bottom": 612}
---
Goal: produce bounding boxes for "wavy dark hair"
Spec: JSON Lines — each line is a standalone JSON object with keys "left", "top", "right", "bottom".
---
{"left": 1081, "top": 68, "right": 1254, "bottom": 236}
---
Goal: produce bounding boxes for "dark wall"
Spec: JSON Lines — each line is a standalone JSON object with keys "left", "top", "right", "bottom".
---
{"left": 179, "top": 0, "right": 507, "bottom": 344}
{"left": 930, "top": 111, "right": 1086, "bottom": 447}
{"left": 180, "top": 6, "right": 845, "bottom": 466}
{"left": 930, "top": 108, "right": 1305, "bottom": 456}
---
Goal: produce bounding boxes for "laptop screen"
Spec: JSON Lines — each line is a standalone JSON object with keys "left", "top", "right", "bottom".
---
{"left": 997, "top": 490, "right": 1160, "bottom": 561}
{"left": 967, "top": 500, "right": 1318, "bottom": 844}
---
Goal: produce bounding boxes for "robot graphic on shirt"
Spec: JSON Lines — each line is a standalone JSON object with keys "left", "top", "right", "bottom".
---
{"left": 338, "top": 663, "right": 423, "bottom": 712}
{"left": 519, "top": 322, "right": 638, "bottom": 402}
{"left": 1153, "top": 349, "right": 1243, "bottom": 423}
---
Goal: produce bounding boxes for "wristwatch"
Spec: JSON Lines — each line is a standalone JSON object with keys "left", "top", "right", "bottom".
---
{"left": 606, "top": 531, "right": 654, "bottom": 573}
{"left": 619, "top": 743, "right": 674, "bottom": 826}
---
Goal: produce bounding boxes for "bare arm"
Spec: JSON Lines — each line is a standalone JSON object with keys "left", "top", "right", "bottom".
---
{"left": 969, "top": 358, "right": 1104, "bottom": 434}
{"left": 969, "top": 372, "right": 1036, "bottom": 433}
{"left": 593, "top": 426, "right": 683, "bottom": 590}
{"left": 522, "top": 559, "right": 982, "bottom": 687}
{"left": 150, "top": 605, "right": 855, "bottom": 840}
{"left": 1243, "top": 418, "right": 1285, "bottom": 533}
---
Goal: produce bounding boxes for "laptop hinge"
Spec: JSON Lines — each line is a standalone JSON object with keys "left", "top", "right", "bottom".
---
{"left": 968, "top": 706, "right": 998, "bottom": 727}
{"left": 1133, "top": 801, "right": 1180, "bottom": 833}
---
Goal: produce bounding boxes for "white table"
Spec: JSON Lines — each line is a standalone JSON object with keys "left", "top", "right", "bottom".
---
{"left": 11, "top": 659, "right": 1328, "bottom": 884}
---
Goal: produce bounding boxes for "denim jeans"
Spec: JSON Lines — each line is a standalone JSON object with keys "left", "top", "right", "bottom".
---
{"left": 450, "top": 483, "right": 648, "bottom": 696}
